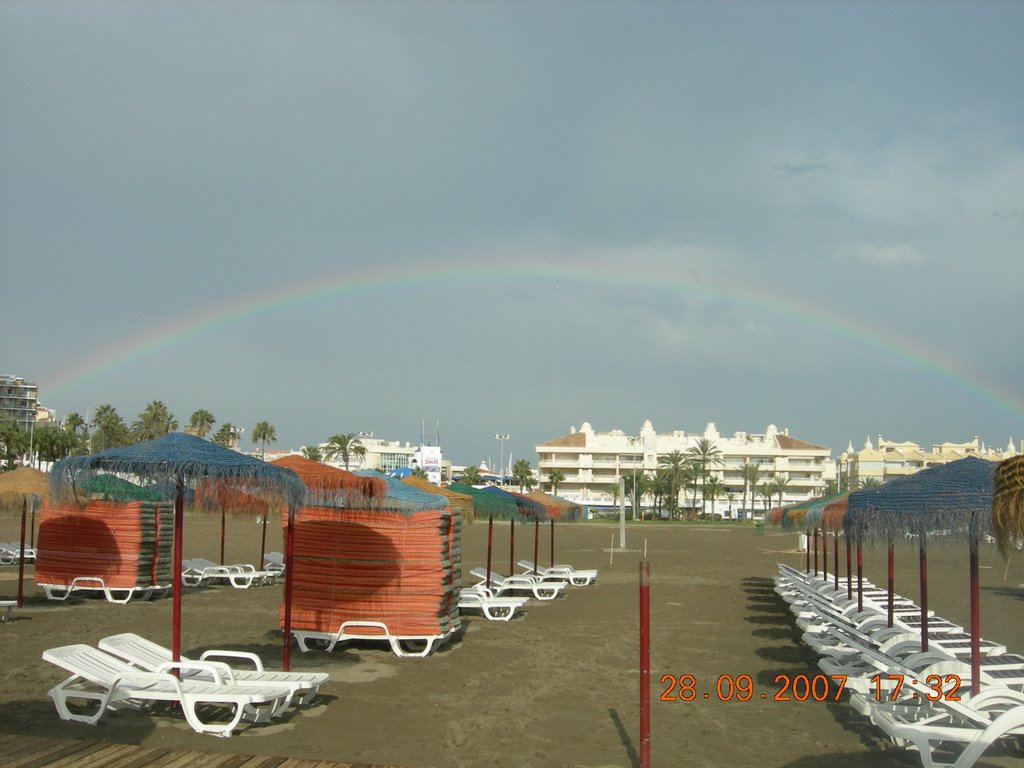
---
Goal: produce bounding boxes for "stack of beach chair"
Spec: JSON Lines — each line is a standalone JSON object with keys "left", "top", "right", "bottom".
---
{"left": 283, "top": 499, "right": 462, "bottom": 658}
{"left": 35, "top": 500, "right": 174, "bottom": 603}
{"left": 774, "top": 562, "right": 1024, "bottom": 768}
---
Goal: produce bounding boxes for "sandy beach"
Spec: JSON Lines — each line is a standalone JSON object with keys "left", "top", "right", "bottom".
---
{"left": 2, "top": 512, "right": 1023, "bottom": 768}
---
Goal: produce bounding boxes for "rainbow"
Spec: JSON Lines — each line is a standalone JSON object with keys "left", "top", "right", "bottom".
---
{"left": 42, "top": 256, "right": 1024, "bottom": 419}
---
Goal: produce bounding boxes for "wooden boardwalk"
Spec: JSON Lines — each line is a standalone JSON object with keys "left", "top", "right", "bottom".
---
{"left": 0, "top": 734, "right": 407, "bottom": 768}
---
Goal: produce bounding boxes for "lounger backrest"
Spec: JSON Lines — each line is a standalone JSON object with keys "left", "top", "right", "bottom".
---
{"left": 43, "top": 644, "right": 136, "bottom": 687}
{"left": 99, "top": 633, "right": 173, "bottom": 671}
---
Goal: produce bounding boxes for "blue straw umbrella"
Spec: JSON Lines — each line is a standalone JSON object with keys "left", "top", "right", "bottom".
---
{"left": 845, "top": 456, "right": 996, "bottom": 695}
{"left": 51, "top": 433, "right": 305, "bottom": 667}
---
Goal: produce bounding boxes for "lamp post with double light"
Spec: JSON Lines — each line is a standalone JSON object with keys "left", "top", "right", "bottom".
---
{"left": 494, "top": 433, "right": 510, "bottom": 486}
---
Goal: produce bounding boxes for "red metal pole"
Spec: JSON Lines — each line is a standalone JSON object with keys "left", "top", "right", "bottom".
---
{"left": 919, "top": 535, "right": 929, "bottom": 653}
{"left": 220, "top": 509, "right": 226, "bottom": 565}
{"left": 486, "top": 515, "right": 493, "bottom": 590}
{"left": 509, "top": 518, "right": 515, "bottom": 576}
{"left": 172, "top": 476, "right": 184, "bottom": 665}
{"left": 805, "top": 532, "right": 810, "bottom": 572}
{"left": 887, "top": 542, "right": 895, "bottom": 629}
{"left": 259, "top": 513, "right": 268, "bottom": 572}
{"left": 639, "top": 560, "right": 651, "bottom": 768}
{"left": 846, "top": 537, "right": 852, "bottom": 600}
{"left": 533, "top": 520, "right": 539, "bottom": 573}
{"left": 550, "top": 520, "right": 555, "bottom": 570}
{"left": 857, "top": 541, "right": 864, "bottom": 613}
{"left": 821, "top": 529, "right": 828, "bottom": 582}
{"left": 17, "top": 499, "right": 27, "bottom": 607}
{"left": 970, "top": 536, "right": 980, "bottom": 696}
{"left": 30, "top": 500, "right": 36, "bottom": 549}
{"left": 813, "top": 530, "right": 819, "bottom": 576}
{"left": 283, "top": 506, "right": 296, "bottom": 671}
{"left": 833, "top": 534, "right": 839, "bottom": 590}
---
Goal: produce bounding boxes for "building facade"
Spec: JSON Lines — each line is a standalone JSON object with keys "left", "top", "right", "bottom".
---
{"left": 0, "top": 374, "right": 39, "bottom": 431}
{"left": 838, "top": 434, "right": 1019, "bottom": 489}
{"left": 535, "top": 420, "right": 833, "bottom": 518}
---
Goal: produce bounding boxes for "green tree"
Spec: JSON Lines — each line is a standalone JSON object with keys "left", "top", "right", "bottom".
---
{"left": 649, "top": 469, "right": 671, "bottom": 518}
{"left": 859, "top": 477, "right": 883, "bottom": 490}
{"left": 131, "top": 401, "right": 178, "bottom": 442}
{"left": 658, "top": 450, "right": 688, "bottom": 518}
{"left": 739, "top": 462, "right": 764, "bottom": 521}
{"left": 212, "top": 422, "right": 238, "bottom": 448}
{"left": 91, "top": 404, "right": 129, "bottom": 451}
{"left": 323, "top": 433, "right": 366, "bottom": 471}
{"left": 624, "top": 471, "right": 647, "bottom": 520}
{"left": 301, "top": 444, "right": 323, "bottom": 462}
{"left": 33, "top": 423, "right": 76, "bottom": 468}
{"left": 756, "top": 481, "right": 775, "bottom": 513}
{"left": 0, "top": 420, "right": 29, "bottom": 469}
{"left": 188, "top": 409, "right": 216, "bottom": 438}
{"left": 703, "top": 476, "right": 727, "bottom": 519}
{"left": 687, "top": 437, "right": 724, "bottom": 515}
{"left": 62, "top": 412, "right": 89, "bottom": 455}
{"left": 252, "top": 420, "right": 276, "bottom": 458}
{"left": 460, "top": 465, "right": 483, "bottom": 485}
{"left": 773, "top": 473, "right": 790, "bottom": 506}
{"left": 511, "top": 458, "right": 534, "bottom": 492}
{"left": 546, "top": 468, "right": 566, "bottom": 495}
{"left": 410, "top": 465, "right": 429, "bottom": 479}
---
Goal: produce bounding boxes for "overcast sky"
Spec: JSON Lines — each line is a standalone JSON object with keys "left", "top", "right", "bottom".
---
{"left": 2, "top": 0, "right": 1022, "bottom": 468}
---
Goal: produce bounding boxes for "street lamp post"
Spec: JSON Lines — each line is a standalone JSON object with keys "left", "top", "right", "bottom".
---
{"left": 494, "top": 434, "right": 510, "bottom": 486}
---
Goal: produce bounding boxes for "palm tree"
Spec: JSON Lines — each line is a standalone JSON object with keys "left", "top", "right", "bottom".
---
{"left": 859, "top": 477, "right": 883, "bottom": 489}
{"left": 188, "top": 409, "right": 216, "bottom": 438}
{"left": 460, "top": 465, "right": 483, "bottom": 485}
{"left": 322, "top": 433, "right": 366, "bottom": 471}
{"left": 773, "top": 473, "right": 790, "bottom": 506}
{"left": 301, "top": 444, "right": 323, "bottom": 462}
{"left": 739, "top": 462, "right": 764, "bottom": 521}
{"left": 756, "top": 481, "right": 775, "bottom": 513}
{"left": 605, "top": 482, "right": 621, "bottom": 506}
{"left": 512, "top": 458, "right": 534, "bottom": 492}
{"left": 687, "top": 437, "right": 724, "bottom": 515}
{"left": 131, "top": 401, "right": 178, "bottom": 442}
{"left": 410, "top": 465, "right": 429, "bottom": 479}
{"left": 547, "top": 468, "right": 566, "bottom": 495}
{"left": 703, "top": 476, "right": 727, "bottom": 519}
{"left": 91, "top": 404, "right": 129, "bottom": 451}
{"left": 62, "top": 412, "right": 89, "bottom": 455}
{"left": 212, "top": 422, "right": 238, "bottom": 448}
{"left": 726, "top": 492, "right": 738, "bottom": 519}
{"left": 624, "top": 471, "right": 647, "bottom": 520}
{"left": 658, "top": 450, "right": 688, "bottom": 518}
{"left": 252, "top": 420, "right": 276, "bottom": 459}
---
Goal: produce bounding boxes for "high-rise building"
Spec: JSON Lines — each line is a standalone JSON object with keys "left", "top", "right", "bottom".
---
{"left": 0, "top": 374, "right": 39, "bottom": 431}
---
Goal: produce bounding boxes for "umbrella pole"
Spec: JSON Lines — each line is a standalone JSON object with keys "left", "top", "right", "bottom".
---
{"left": 173, "top": 475, "right": 184, "bottom": 665}
{"left": 813, "top": 530, "right": 818, "bottom": 576}
{"left": 919, "top": 534, "right": 929, "bottom": 653}
{"left": 550, "top": 519, "right": 555, "bottom": 570}
{"left": 639, "top": 560, "right": 651, "bottom": 768}
{"left": 220, "top": 508, "right": 226, "bottom": 565}
{"left": 17, "top": 498, "right": 27, "bottom": 607}
{"left": 259, "top": 513, "right": 268, "bottom": 572}
{"left": 30, "top": 498, "right": 36, "bottom": 549}
{"left": 887, "top": 541, "right": 895, "bottom": 629}
{"left": 533, "top": 520, "right": 539, "bottom": 573}
{"left": 970, "top": 534, "right": 980, "bottom": 697}
{"left": 509, "top": 518, "right": 515, "bottom": 577}
{"left": 283, "top": 505, "right": 296, "bottom": 672}
{"left": 486, "top": 515, "right": 493, "bottom": 590}
{"left": 805, "top": 532, "right": 810, "bottom": 573}
{"left": 833, "top": 534, "right": 839, "bottom": 590}
{"left": 821, "top": 529, "right": 828, "bottom": 582}
{"left": 857, "top": 541, "right": 864, "bottom": 613}
{"left": 846, "top": 537, "right": 852, "bottom": 600}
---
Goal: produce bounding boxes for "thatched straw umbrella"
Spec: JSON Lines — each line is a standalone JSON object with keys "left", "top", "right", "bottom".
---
{"left": 527, "top": 489, "right": 582, "bottom": 569}
{"left": 846, "top": 456, "right": 996, "bottom": 694}
{"left": 51, "top": 433, "right": 305, "bottom": 667}
{"left": 449, "top": 483, "right": 537, "bottom": 588}
{"left": 0, "top": 466, "right": 51, "bottom": 606}
{"left": 993, "top": 454, "right": 1024, "bottom": 556}
{"left": 402, "top": 476, "right": 475, "bottom": 523}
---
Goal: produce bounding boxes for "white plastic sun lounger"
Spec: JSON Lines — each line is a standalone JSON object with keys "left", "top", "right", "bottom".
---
{"left": 469, "top": 568, "right": 567, "bottom": 601}
{"left": 291, "top": 620, "right": 456, "bottom": 658}
{"left": 458, "top": 586, "right": 528, "bottom": 621}
{"left": 38, "top": 577, "right": 169, "bottom": 604}
{"left": 517, "top": 559, "right": 597, "bottom": 586}
{"left": 182, "top": 558, "right": 278, "bottom": 589}
{"left": 98, "top": 632, "right": 329, "bottom": 708}
{"left": 0, "top": 542, "right": 36, "bottom": 564}
{"left": 263, "top": 551, "right": 286, "bottom": 574}
{"left": 43, "top": 644, "right": 294, "bottom": 737}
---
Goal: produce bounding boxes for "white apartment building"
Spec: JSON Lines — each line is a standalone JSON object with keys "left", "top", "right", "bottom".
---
{"left": 535, "top": 420, "right": 833, "bottom": 518}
